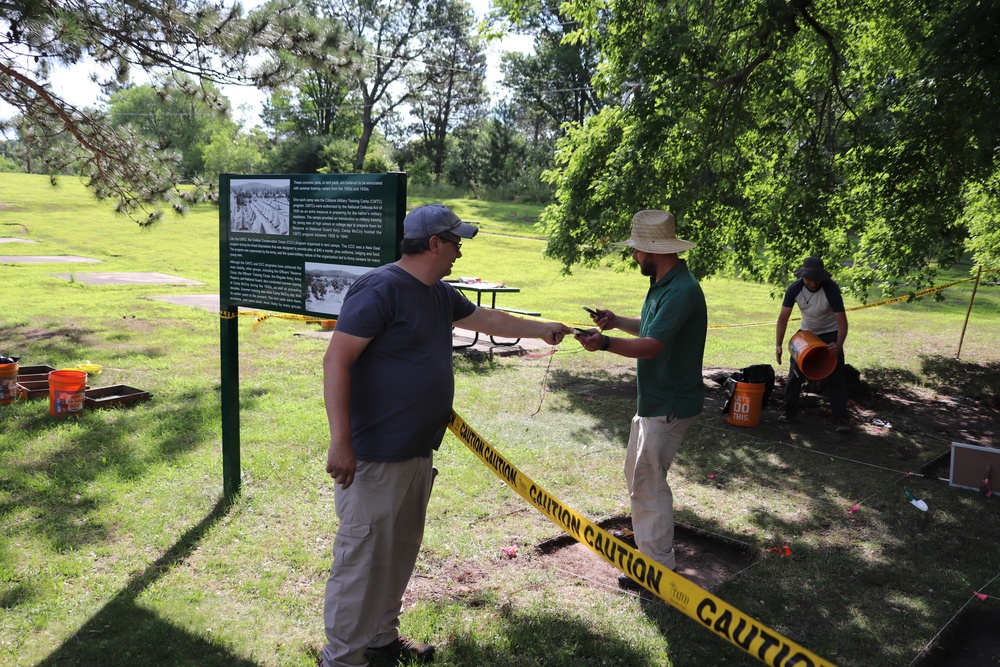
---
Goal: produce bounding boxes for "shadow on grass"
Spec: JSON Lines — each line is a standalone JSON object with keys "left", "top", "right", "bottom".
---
{"left": 0, "top": 367, "right": 260, "bottom": 665}
{"left": 534, "top": 359, "right": 1000, "bottom": 666}
{"left": 0, "top": 386, "right": 221, "bottom": 553}
{"left": 543, "top": 366, "right": 636, "bottom": 444}
{"left": 919, "top": 355, "right": 1000, "bottom": 401}
{"left": 444, "top": 601, "right": 665, "bottom": 666}
{"left": 862, "top": 355, "right": 999, "bottom": 404}
{"left": 34, "top": 496, "right": 262, "bottom": 667}
{"left": 453, "top": 355, "right": 509, "bottom": 377}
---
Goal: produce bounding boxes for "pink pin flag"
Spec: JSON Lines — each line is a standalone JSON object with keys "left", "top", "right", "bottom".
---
{"left": 974, "top": 591, "right": 988, "bottom": 601}
{"left": 708, "top": 474, "right": 716, "bottom": 479}
{"left": 849, "top": 504, "right": 861, "bottom": 514}
{"left": 501, "top": 546, "right": 518, "bottom": 558}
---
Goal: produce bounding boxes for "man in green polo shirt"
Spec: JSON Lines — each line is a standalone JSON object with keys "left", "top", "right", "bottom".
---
{"left": 576, "top": 210, "right": 707, "bottom": 590}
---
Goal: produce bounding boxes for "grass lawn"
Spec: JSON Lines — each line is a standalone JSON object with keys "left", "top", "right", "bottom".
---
{"left": 1, "top": 172, "right": 999, "bottom": 666}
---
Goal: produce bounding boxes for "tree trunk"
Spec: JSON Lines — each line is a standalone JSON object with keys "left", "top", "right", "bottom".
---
{"left": 355, "top": 104, "right": 375, "bottom": 171}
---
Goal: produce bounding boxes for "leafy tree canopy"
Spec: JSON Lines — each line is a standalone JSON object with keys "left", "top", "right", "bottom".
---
{"left": 312, "top": 0, "right": 477, "bottom": 171}
{"left": 406, "top": 0, "right": 487, "bottom": 180}
{"left": 494, "top": 0, "right": 605, "bottom": 130}
{"left": 107, "top": 76, "right": 237, "bottom": 179}
{"left": 0, "top": 0, "right": 342, "bottom": 224}
{"left": 538, "top": 0, "right": 1000, "bottom": 297}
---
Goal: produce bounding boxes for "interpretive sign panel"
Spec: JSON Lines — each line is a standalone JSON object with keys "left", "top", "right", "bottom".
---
{"left": 219, "top": 172, "right": 406, "bottom": 317}
{"left": 218, "top": 172, "right": 406, "bottom": 498}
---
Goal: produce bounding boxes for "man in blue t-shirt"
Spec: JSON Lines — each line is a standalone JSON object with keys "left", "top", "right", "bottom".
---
{"left": 319, "top": 204, "right": 570, "bottom": 667}
{"left": 775, "top": 256, "right": 851, "bottom": 433}
{"left": 576, "top": 210, "right": 707, "bottom": 590}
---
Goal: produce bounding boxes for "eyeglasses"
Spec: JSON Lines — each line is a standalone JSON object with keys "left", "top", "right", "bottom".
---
{"left": 437, "top": 235, "right": 462, "bottom": 251}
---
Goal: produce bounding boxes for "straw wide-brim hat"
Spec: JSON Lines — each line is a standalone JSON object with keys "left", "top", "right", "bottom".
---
{"left": 614, "top": 210, "right": 696, "bottom": 254}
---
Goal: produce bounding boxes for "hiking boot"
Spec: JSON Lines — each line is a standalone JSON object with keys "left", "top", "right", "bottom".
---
{"left": 610, "top": 528, "right": 636, "bottom": 547}
{"left": 835, "top": 417, "right": 852, "bottom": 434}
{"left": 619, "top": 560, "right": 676, "bottom": 592}
{"left": 617, "top": 574, "right": 644, "bottom": 591}
{"left": 777, "top": 412, "right": 796, "bottom": 424}
{"left": 366, "top": 636, "right": 435, "bottom": 664}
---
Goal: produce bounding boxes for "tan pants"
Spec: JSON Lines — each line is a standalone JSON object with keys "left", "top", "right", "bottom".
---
{"left": 624, "top": 413, "right": 695, "bottom": 571}
{"left": 320, "top": 456, "right": 434, "bottom": 667}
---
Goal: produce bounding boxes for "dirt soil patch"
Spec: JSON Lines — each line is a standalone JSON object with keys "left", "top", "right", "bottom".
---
{"left": 916, "top": 605, "right": 1000, "bottom": 666}
{"left": 531, "top": 516, "right": 756, "bottom": 594}
{"left": 704, "top": 364, "right": 998, "bottom": 449}
{"left": 706, "top": 364, "right": 1000, "bottom": 665}
{"left": 405, "top": 361, "right": 999, "bottom": 661}
{"left": 407, "top": 516, "right": 756, "bottom": 607}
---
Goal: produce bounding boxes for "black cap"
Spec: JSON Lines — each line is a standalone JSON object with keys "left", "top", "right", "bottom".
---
{"left": 794, "top": 256, "right": 831, "bottom": 281}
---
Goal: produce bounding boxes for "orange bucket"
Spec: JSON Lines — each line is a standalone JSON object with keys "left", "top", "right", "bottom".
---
{"left": 48, "top": 370, "right": 87, "bottom": 417}
{"left": 727, "top": 382, "right": 765, "bottom": 427}
{"left": 788, "top": 331, "right": 837, "bottom": 380}
{"left": 0, "top": 362, "right": 17, "bottom": 405}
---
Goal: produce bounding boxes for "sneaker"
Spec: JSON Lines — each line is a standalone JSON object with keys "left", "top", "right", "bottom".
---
{"left": 777, "top": 412, "right": 796, "bottom": 424}
{"left": 366, "top": 637, "right": 435, "bottom": 664}
{"left": 835, "top": 417, "right": 852, "bottom": 434}
{"left": 617, "top": 574, "right": 643, "bottom": 591}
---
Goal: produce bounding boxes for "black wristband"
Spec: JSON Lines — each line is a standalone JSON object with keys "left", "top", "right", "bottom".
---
{"left": 601, "top": 335, "right": 611, "bottom": 351}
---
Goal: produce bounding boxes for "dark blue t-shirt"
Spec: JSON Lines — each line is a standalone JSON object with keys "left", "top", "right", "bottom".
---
{"left": 334, "top": 264, "right": 476, "bottom": 461}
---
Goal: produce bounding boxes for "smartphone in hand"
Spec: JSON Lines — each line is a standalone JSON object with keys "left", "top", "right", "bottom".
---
{"left": 573, "top": 327, "right": 593, "bottom": 336}
{"left": 583, "top": 306, "right": 599, "bottom": 317}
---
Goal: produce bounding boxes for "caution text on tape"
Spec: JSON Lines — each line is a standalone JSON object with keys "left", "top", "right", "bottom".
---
{"left": 448, "top": 410, "right": 836, "bottom": 667}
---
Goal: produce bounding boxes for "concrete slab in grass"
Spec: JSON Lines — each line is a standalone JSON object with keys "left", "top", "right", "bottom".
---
{"left": 147, "top": 294, "right": 221, "bottom": 310}
{"left": 52, "top": 272, "right": 203, "bottom": 286}
{"left": 0, "top": 238, "right": 36, "bottom": 244}
{"left": 1, "top": 255, "right": 100, "bottom": 263}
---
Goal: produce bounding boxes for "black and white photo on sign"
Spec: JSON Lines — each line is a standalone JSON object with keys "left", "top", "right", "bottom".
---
{"left": 230, "top": 178, "right": 291, "bottom": 235}
{"left": 304, "top": 263, "right": 372, "bottom": 315}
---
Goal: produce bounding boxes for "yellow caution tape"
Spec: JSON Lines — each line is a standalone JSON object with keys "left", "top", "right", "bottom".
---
{"left": 448, "top": 410, "right": 837, "bottom": 667}
{"left": 708, "top": 273, "right": 992, "bottom": 329}
{"left": 843, "top": 278, "right": 968, "bottom": 312}
{"left": 219, "top": 309, "right": 336, "bottom": 329}
{"left": 226, "top": 269, "right": 997, "bottom": 331}
{"left": 60, "top": 362, "right": 102, "bottom": 374}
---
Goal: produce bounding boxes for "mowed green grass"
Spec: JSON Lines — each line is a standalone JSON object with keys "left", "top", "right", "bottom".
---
{"left": 1, "top": 172, "right": 998, "bottom": 667}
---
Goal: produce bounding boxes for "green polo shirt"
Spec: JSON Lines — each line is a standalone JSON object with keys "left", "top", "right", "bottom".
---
{"left": 636, "top": 260, "right": 707, "bottom": 418}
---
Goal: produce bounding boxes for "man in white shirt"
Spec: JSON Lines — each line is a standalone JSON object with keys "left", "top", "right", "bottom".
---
{"left": 775, "top": 256, "right": 851, "bottom": 433}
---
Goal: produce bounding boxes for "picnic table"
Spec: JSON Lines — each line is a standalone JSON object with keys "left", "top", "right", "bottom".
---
{"left": 447, "top": 279, "right": 542, "bottom": 348}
